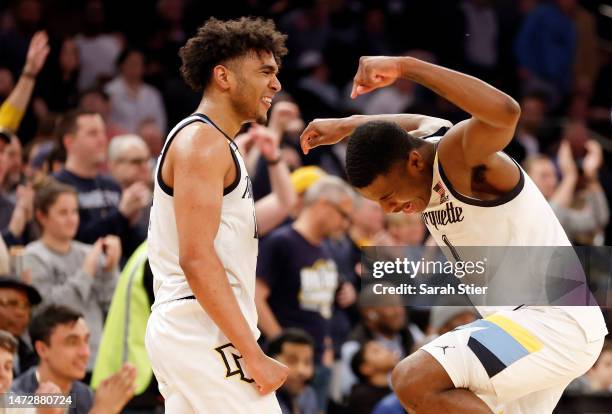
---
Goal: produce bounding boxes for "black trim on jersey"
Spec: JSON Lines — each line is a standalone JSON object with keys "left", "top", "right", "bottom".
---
{"left": 156, "top": 113, "right": 241, "bottom": 197}
{"left": 157, "top": 116, "right": 206, "bottom": 197}
{"left": 437, "top": 156, "right": 525, "bottom": 207}
{"left": 193, "top": 113, "right": 242, "bottom": 196}
{"left": 423, "top": 126, "right": 450, "bottom": 139}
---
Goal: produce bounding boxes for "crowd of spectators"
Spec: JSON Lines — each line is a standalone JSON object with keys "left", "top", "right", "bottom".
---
{"left": 0, "top": 0, "right": 611, "bottom": 413}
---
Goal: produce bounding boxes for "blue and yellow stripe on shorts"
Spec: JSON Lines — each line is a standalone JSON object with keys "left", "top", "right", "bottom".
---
{"left": 458, "top": 314, "right": 543, "bottom": 378}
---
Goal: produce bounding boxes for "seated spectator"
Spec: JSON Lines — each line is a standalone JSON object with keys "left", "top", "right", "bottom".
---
{"left": 348, "top": 340, "right": 398, "bottom": 414}
{"left": 268, "top": 329, "right": 318, "bottom": 414}
{"left": 256, "top": 176, "right": 354, "bottom": 410}
{"left": 0, "top": 274, "right": 41, "bottom": 376}
{"left": 12, "top": 304, "right": 137, "bottom": 414}
{"left": 525, "top": 139, "right": 609, "bottom": 245}
{"left": 338, "top": 290, "right": 422, "bottom": 400}
{"left": 372, "top": 393, "right": 406, "bottom": 414}
{"left": 567, "top": 339, "right": 612, "bottom": 393}
{"left": 105, "top": 48, "right": 167, "bottom": 134}
{"left": 52, "top": 109, "right": 151, "bottom": 249}
{"left": 415, "top": 305, "right": 478, "bottom": 350}
{"left": 0, "top": 129, "right": 35, "bottom": 248}
{"left": 0, "top": 329, "right": 62, "bottom": 414}
{"left": 24, "top": 179, "right": 120, "bottom": 371}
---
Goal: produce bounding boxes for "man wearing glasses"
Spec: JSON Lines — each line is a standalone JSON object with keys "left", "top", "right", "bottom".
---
{"left": 0, "top": 274, "right": 41, "bottom": 377}
{"left": 255, "top": 175, "right": 355, "bottom": 411}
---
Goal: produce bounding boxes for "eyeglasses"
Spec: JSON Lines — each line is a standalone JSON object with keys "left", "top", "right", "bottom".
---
{"left": 325, "top": 201, "right": 352, "bottom": 224}
{"left": 0, "top": 299, "right": 31, "bottom": 311}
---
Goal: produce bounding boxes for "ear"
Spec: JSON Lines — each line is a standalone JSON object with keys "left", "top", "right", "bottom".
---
{"left": 407, "top": 150, "right": 425, "bottom": 172}
{"left": 35, "top": 209, "right": 46, "bottom": 226}
{"left": 63, "top": 134, "right": 74, "bottom": 152}
{"left": 34, "top": 340, "right": 48, "bottom": 360}
{"left": 212, "top": 64, "right": 232, "bottom": 91}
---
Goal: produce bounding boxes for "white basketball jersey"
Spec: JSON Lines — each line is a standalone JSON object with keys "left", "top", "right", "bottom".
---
{"left": 421, "top": 137, "right": 607, "bottom": 342}
{"left": 148, "top": 113, "right": 259, "bottom": 334}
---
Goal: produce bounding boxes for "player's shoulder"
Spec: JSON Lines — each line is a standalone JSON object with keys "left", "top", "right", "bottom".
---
{"left": 171, "top": 121, "right": 231, "bottom": 162}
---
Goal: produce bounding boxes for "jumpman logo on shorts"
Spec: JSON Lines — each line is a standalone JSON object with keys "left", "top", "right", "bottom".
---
{"left": 435, "top": 345, "right": 456, "bottom": 355}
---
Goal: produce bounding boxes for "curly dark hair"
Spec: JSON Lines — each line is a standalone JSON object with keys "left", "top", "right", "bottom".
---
{"left": 179, "top": 17, "right": 288, "bottom": 92}
{"left": 346, "top": 121, "right": 423, "bottom": 188}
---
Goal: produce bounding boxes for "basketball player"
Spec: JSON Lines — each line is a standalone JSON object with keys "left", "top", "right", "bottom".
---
{"left": 145, "top": 18, "right": 289, "bottom": 413}
{"left": 300, "top": 56, "right": 608, "bottom": 413}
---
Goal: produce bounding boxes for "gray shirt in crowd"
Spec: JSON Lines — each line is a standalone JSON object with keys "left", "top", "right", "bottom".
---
{"left": 23, "top": 240, "right": 118, "bottom": 370}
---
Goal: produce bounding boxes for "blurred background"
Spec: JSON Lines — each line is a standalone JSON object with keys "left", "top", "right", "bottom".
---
{"left": 0, "top": 0, "right": 610, "bottom": 413}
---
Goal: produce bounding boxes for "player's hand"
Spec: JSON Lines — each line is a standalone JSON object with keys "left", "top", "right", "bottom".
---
{"left": 244, "top": 352, "right": 288, "bottom": 395}
{"left": 300, "top": 118, "right": 351, "bottom": 154}
{"left": 351, "top": 56, "right": 401, "bottom": 99}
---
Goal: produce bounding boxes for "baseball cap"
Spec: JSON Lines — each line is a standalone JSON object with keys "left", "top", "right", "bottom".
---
{"left": 290, "top": 166, "right": 326, "bottom": 195}
{"left": 0, "top": 274, "right": 42, "bottom": 305}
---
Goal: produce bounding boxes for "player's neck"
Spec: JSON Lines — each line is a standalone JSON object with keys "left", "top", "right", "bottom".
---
{"left": 196, "top": 97, "right": 243, "bottom": 139}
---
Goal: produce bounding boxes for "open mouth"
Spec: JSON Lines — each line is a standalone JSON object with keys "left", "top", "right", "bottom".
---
{"left": 261, "top": 96, "right": 272, "bottom": 108}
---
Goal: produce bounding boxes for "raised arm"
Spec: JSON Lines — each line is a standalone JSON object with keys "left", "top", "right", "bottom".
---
{"left": 351, "top": 56, "right": 521, "bottom": 166}
{"left": 300, "top": 113, "right": 452, "bottom": 154}
{"left": 0, "top": 31, "right": 49, "bottom": 132}
{"left": 171, "top": 125, "right": 287, "bottom": 395}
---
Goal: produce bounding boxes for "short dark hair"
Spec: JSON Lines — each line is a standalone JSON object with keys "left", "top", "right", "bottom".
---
{"left": 346, "top": 121, "right": 423, "bottom": 188}
{"left": 267, "top": 328, "right": 315, "bottom": 358}
{"left": 350, "top": 341, "right": 371, "bottom": 383}
{"left": 29, "top": 305, "right": 83, "bottom": 349}
{"left": 0, "top": 330, "right": 17, "bottom": 354}
{"left": 54, "top": 108, "right": 99, "bottom": 142}
{"left": 179, "top": 17, "right": 287, "bottom": 92}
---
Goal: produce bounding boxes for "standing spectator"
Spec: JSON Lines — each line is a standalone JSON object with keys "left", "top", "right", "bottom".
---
{"left": 0, "top": 274, "right": 41, "bottom": 376}
{"left": 77, "top": 88, "right": 126, "bottom": 139}
{"left": 107, "top": 134, "right": 152, "bottom": 258}
{"left": 515, "top": 0, "right": 577, "bottom": 104}
{"left": 74, "top": 0, "right": 123, "bottom": 91}
{"left": 268, "top": 329, "right": 318, "bottom": 414}
{"left": 2, "top": 135, "right": 24, "bottom": 199}
{"left": 12, "top": 305, "right": 137, "bottom": 414}
{"left": 105, "top": 48, "right": 167, "bottom": 134}
{"left": 38, "top": 37, "right": 80, "bottom": 113}
{"left": 24, "top": 180, "right": 120, "bottom": 370}
{"left": 256, "top": 176, "right": 354, "bottom": 410}
{"left": 348, "top": 340, "right": 398, "bottom": 414}
{"left": 524, "top": 139, "right": 609, "bottom": 244}
{"left": 52, "top": 109, "right": 151, "bottom": 246}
